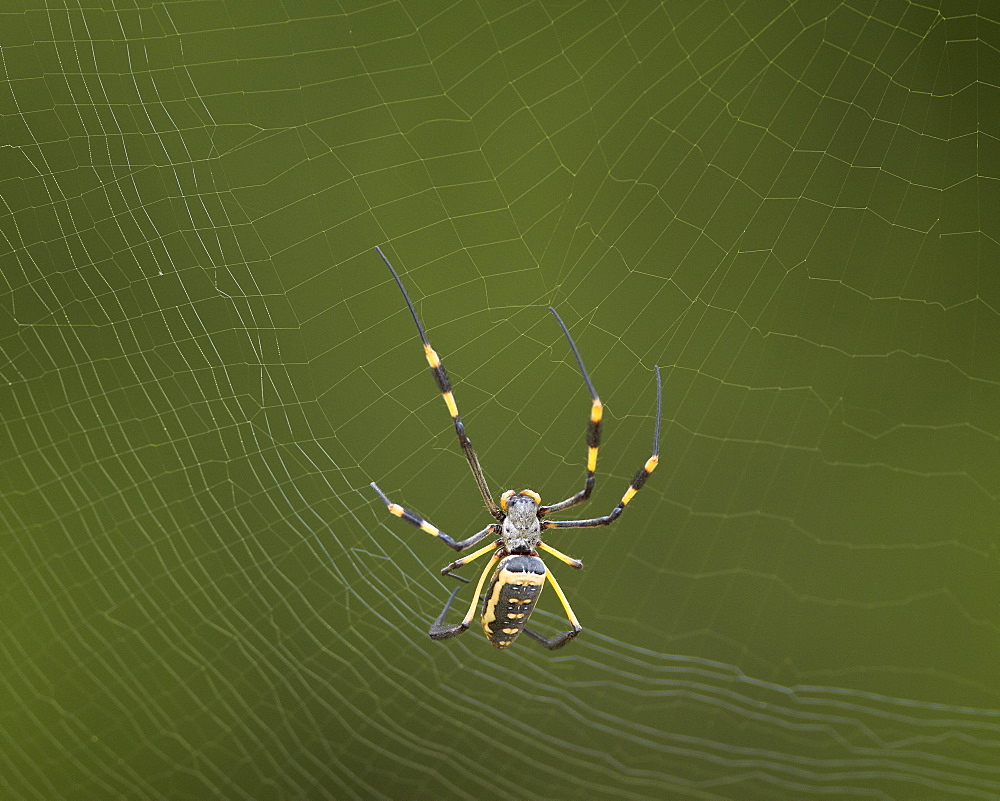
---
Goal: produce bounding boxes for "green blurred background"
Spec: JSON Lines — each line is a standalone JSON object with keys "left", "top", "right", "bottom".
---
{"left": 2, "top": 2, "right": 998, "bottom": 799}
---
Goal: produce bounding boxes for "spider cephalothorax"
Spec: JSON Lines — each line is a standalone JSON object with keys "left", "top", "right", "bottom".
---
{"left": 370, "top": 246, "right": 661, "bottom": 649}
{"left": 499, "top": 489, "right": 542, "bottom": 552}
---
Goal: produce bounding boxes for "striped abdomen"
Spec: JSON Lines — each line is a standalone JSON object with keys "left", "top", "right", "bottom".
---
{"left": 481, "top": 554, "right": 546, "bottom": 649}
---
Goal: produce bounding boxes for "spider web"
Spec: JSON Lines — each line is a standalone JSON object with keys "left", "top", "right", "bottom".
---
{"left": 2, "top": 2, "right": 998, "bottom": 799}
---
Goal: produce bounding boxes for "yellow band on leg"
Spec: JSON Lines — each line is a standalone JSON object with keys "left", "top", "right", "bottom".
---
{"left": 423, "top": 344, "right": 441, "bottom": 368}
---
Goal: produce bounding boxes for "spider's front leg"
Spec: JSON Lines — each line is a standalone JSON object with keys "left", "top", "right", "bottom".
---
{"left": 375, "top": 246, "right": 503, "bottom": 521}
{"left": 538, "top": 308, "right": 604, "bottom": 517}
{"left": 541, "top": 366, "right": 662, "bottom": 531}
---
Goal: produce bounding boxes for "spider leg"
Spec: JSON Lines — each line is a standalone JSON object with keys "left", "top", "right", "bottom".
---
{"left": 440, "top": 541, "right": 499, "bottom": 577}
{"left": 371, "top": 482, "right": 500, "bottom": 551}
{"left": 522, "top": 568, "right": 582, "bottom": 650}
{"left": 429, "top": 552, "right": 500, "bottom": 641}
{"left": 538, "top": 309, "right": 603, "bottom": 517}
{"left": 376, "top": 246, "right": 503, "bottom": 521}
{"left": 543, "top": 366, "right": 661, "bottom": 530}
{"left": 537, "top": 541, "right": 583, "bottom": 569}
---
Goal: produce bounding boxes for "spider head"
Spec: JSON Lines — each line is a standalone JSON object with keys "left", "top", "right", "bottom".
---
{"left": 500, "top": 490, "right": 542, "bottom": 550}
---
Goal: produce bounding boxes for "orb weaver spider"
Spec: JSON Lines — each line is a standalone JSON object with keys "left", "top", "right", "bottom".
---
{"left": 370, "top": 246, "right": 661, "bottom": 649}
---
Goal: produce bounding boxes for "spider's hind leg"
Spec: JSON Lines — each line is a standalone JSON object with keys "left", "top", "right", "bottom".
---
{"left": 428, "top": 585, "right": 470, "bottom": 640}
{"left": 523, "top": 625, "right": 582, "bottom": 650}
{"left": 428, "top": 552, "right": 500, "bottom": 642}
{"left": 521, "top": 567, "right": 583, "bottom": 650}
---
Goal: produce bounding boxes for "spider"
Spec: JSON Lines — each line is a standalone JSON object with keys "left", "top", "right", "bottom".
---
{"left": 370, "top": 246, "right": 661, "bottom": 650}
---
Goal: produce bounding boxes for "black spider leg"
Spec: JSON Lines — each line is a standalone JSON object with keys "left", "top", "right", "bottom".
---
{"left": 375, "top": 246, "right": 503, "bottom": 521}
{"left": 430, "top": 583, "right": 465, "bottom": 626}
{"left": 539, "top": 308, "right": 603, "bottom": 518}
{"left": 543, "top": 366, "right": 661, "bottom": 530}
{"left": 522, "top": 627, "right": 580, "bottom": 650}
{"left": 370, "top": 482, "right": 499, "bottom": 552}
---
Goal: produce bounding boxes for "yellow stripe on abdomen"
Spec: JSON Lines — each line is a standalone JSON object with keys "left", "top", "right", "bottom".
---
{"left": 481, "top": 564, "right": 546, "bottom": 648}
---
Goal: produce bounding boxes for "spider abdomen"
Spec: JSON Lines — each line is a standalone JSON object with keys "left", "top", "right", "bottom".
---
{"left": 481, "top": 554, "right": 546, "bottom": 649}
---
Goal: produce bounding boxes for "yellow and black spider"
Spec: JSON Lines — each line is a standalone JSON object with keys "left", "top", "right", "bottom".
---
{"left": 370, "top": 246, "right": 661, "bottom": 650}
